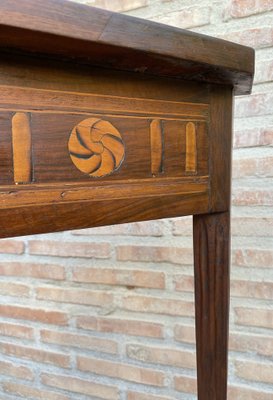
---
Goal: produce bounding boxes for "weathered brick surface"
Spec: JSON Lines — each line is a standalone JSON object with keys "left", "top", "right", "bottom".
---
{"left": 29, "top": 240, "right": 111, "bottom": 258}
{"left": 235, "top": 360, "right": 273, "bottom": 384}
{"left": 77, "top": 355, "right": 166, "bottom": 386}
{"left": 0, "top": 322, "right": 34, "bottom": 339}
{"left": 117, "top": 245, "right": 193, "bottom": 264}
{"left": 0, "top": 239, "right": 25, "bottom": 254}
{"left": 41, "top": 373, "right": 119, "bottom": 400}
{"left": 235, "top": 307, "right": 273, "bottom": 329}
{"left": 121, "top": 294, "right": 194, "bottom": 316}
{"left": 36, "top": 286, "right": 113, "bottom": 306}
{"left": 0, "top": 304, "right": 68, "bottom": 325}
{"left": 2, "top": 382, "right": 70, "bottom": 400}
{"left": 77, "top": 315, "right": 164, "bottom": 338}
{"left": 0, "top": 262, "right": 65, "bottom": 280}
{"left": 0, "top": 360, "right": 34, "bottom": 381}
{"left": 0, "top": 342, "right": 70, "bottom": 368}
{"left": 227, "top": 0, "right": 273, "bottom": 18}
{"left": 127, "top": 343, "right": 196, "bottom": 368}
{"left": 72, "top": 267, "right": 165, "bottom": 288}
{"left": 0, "top": 0, "right": 272, "bottom": 399}
{"left": 40, "top": 329, "right": 118, "bottom": 354}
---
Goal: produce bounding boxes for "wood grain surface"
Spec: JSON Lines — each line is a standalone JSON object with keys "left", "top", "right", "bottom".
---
{"left": 0, "top": 0, "right": 254, "bottom": 95}
{"left": 193, "top": 211, "right": 230, "bottom": 400}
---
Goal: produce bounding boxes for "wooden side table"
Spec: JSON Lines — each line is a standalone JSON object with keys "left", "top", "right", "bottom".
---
{"left": 0, "top": 1, "right": 254, "bottom": 399}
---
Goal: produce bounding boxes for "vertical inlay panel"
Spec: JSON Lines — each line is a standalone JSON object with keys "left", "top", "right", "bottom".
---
{"left": 12, "top": 112, "right": 32, "bottom": 184}
{"left": 150, "top": 119, "right": 163, "bottom": 175}
{"left": 186, "top": 122, "right": 197, "bottom": 173}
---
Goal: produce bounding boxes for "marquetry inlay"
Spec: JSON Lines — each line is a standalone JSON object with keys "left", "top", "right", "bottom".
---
{"left": 150, "top": 119, "right": 164, "bottom": 176}
{"left": 12, "top": 112, "right": 32, "bottom": 184}
{"left": 186, "top": 122, "right": 197, "bottom": 174}
{"left": 68, "top": 118, "right": 125, "bottom": 178}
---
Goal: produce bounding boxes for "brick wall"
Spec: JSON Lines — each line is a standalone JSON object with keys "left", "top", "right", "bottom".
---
{"left": 0, "top": 0, "right": 272, "bottom": 399}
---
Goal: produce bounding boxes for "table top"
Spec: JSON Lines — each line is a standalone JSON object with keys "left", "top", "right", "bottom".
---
{"left": 0, "top": 0, "right": 254, "bottom": 95}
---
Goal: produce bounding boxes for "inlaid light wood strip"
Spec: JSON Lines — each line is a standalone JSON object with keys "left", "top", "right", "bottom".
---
{"left": 186, "top": 122, "right": 197, "bottom": 173}
{"left": 12, "top": 112, "right": 32, "bottom": 184}
{"left": 150, "top": 119, "right": 164, "bottom": 175}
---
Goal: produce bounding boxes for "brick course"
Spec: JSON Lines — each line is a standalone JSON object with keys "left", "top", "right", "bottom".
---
{"left": 0, "top": 0, "right": 272, "bottom": 399}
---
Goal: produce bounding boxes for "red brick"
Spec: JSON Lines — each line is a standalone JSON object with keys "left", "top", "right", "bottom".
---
{"left": 127, "top": 392, "right": 172, "bottom": 400}
{"left": 0, "top": 304, "right": 68, "bottom": 325}
{"left": 0, "top": 342, "right": 70, "bottom": 368}
{"left": 36, "top": 286, "right": 113, "bottom": 306}
{"left": 127, "top": 343, "right": 196, "bottom": 369}
{"left": 77, "top": 356, "right": 166, "bottom": 387}
{"left": 231, "top": 217, "right": 273, "bottom": 237}
{"left": 174, "top": 375, "right": 197, "bottom": 394}
{"left": 153, "top": 7, "right": 211, "bottom": 29}
{"left": 229, "top": 332, "right": 273, "bottom": 357}
{"left": 0, "top": 360, "right": 34, "bottom": 380}
{"left": 228, "top": 385, "right": 273, "bottom": 400}
{"left": 174, "top": 275, "right": 273, "bottom": 300}
{"left": 234, "top": 126, "right": 273, "bottom": 148}
{"left": 72, "top": 267, "right": 165, "bottom": 289}
{"left": 0, "top": 321, "right": 34, "bottom": 339}
{"left": 235, "top": 360, "right": 273, "bottom": 384}
{"left": 117, "top": 245, "right": 193, "bottom": 265}
{"left": 121, "top": 294, "right": 194, "bottom": 317}
{"left": 174, "top": 275, "right": 194, "bottom": 292}
{"left": 231, "top": 280, "right": 273, "bottom": 300}
{"left": 0, "top": 239, "right": 24, "bottom": 254}
{"left": 233, "top": 156, "right": 273, "bottom": 178}
{"left": 232, "top": 188, "right": 273, "bottom": 206}
{"left": 89, "top": 0, "right": 148, "bottom": 12}
{"left": 0, "top": 281, "right": 30, "bottom": 297}
{"left": 2, "top": 382, "right": 69, "bottom": 400}
{"left": 233, "top": 248, "right": 273, "bottom": 268}
{"left": 172, "top": 217, "right": 192, "bottom": 236}
{"left": 73, "top": 221, "right": 163, "bottom": 236}
{"left": 77, "top": 315, "right": 164, "bottom": 338}
{"left": 29, "top": 240, "right": 110, "bottom": 259}
{"left": 0, "top": 262, "right": 65, "bottom": 280}
{"left": 40, "top": 329, "right": 118, "bottom": 354}
{"left": 179, "top": 381, "right": 273, "bottom": 399}
{"left": 41, "top": 373, "right": 119, "bottom": 400}
{"left": 235, "top": 307, "right": 273, "bottom": 329}
{"left": 229, "top": 0, "right": 273, "bottom": 18}
{"left": 221, "top": 28, "right": 273, "bottom": 49}
{"left": 174, "top": 324, "right": 195, "bottom": 344}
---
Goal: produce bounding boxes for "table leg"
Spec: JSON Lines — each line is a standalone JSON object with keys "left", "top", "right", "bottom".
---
{"left": 193, "top": 211, "right": 230, "bottom": 400}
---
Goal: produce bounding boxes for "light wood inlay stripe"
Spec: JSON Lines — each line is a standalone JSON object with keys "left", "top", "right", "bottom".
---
{"left": 186, "top": 122, "right": 197, "bottom": 173}
{"left": 150, "top": 119, "right": 163, "bottom": 175}
{"left": 12, "top": 112, "right": 32, "bottom": 184}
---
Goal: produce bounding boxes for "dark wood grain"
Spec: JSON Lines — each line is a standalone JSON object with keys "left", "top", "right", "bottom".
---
{"left": 193, "top": 211, "right": 230, "bottom": 400}
{"left": 209, "top": 86, "right": 233, "bottom": 212}
{"left": 0, "top": 0, "right": 254, "bottom": 95}
{"left": 0, "top": 192, "right": 209, "bottom": 238}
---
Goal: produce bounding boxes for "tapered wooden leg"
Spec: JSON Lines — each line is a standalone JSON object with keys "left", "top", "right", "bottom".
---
{"left": 193, "top": 211, "right": 230, "bottom": 400}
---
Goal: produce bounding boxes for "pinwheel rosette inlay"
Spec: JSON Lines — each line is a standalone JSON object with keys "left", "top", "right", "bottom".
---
{"left": 68, "top": 118, "right": 125, "bottom": 177}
